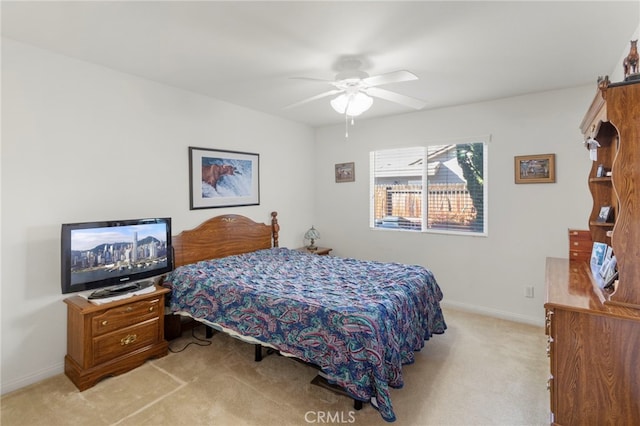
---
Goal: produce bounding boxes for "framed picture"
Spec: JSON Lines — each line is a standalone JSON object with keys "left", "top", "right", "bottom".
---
{"left": 514, "top": 154, "right": 556, "bottom": 184}
{"left": 189, "top": 147, "right": 259, "bottom": 210}
{"left": 596, "top": 205, "right": 613, "bottom": 223}
{"left": 335, "top": 162, "right": 355, "bottom": 183}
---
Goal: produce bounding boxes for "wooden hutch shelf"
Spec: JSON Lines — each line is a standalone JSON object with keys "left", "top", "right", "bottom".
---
{"left": 545, "top": 77, "right": 640, "bottom": 424}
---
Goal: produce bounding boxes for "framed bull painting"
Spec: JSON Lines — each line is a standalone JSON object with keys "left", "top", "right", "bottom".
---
{"left": 189, "top": 147, "right": 260, "bottom": 209}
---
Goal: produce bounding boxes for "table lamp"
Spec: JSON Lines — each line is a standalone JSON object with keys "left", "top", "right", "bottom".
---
{"left": 304, "top": 226, "right": 320, "bottom": 250}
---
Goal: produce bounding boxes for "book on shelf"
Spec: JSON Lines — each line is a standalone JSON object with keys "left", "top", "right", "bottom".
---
{"left": 599, "top": 246, "right": 614, "bottom": 276}
{"left": 591, "top": 242, "right": 608, "bottom": 267}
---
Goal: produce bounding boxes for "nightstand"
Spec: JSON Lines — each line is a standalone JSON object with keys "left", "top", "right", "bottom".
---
{"left": 296, "top": 247, "right": 332, "bottom": 256}
{"left": 64, "top": 285, "right": 169, "bottom": 391}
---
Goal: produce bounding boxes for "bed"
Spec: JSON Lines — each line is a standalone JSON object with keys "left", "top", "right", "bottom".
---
{"left": 163, "top": 212, "right": 446, "bottom": 422}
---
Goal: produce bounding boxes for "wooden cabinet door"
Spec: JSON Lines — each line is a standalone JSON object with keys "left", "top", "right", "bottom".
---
{"left": 553, "top": 308, "right": 640, "bottom": 425}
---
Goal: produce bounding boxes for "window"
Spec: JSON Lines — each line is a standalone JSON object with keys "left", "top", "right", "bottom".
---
{"left": 369, "top": 140, "right": 487, "bottom": 235}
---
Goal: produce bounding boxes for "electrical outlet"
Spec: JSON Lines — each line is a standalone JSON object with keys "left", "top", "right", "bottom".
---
{"left": 525, "top": 286, "right": 534, "bottom": 298}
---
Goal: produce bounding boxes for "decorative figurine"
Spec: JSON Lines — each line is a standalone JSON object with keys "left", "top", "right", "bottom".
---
{"left": 623, "top": 40, "right": 639, "bottom": 81}
{"left": 597, "top": 75, "right": 610, "bottom": 90}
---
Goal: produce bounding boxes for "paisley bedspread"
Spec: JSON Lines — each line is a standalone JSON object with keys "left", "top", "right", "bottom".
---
{"left": 164, "top": 247, "right": 446, "bottom": 422}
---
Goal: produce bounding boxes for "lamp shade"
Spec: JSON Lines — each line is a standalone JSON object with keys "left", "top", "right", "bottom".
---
{"left": 330, "top": 92, "right": 373, "bottom": 117}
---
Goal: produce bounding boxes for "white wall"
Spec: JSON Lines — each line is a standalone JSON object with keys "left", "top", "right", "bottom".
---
{"left": 310, "top": 24, "right": 638, "bottom": 326}
{"left": 1, "top": 39, "right": 316, "bottom": 393}
{"left": 313, "top": 86, "right": 595, "bottom": 325}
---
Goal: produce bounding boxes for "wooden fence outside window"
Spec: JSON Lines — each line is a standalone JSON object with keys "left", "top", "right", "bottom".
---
{"left": 373, "top": 183, "right": 477, "bottom": 227}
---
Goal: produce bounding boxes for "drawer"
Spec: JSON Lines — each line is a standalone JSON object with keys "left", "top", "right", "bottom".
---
{"left": 568, "top": 229, "right": 591, "bottom": 262}
{"left": 570, "top": 250, "right": 591, "bottom": 262}
{"left": 92, "top": 298, "right": 161, "bottom": 336}
{"left": 570, "top": 238, "right": 592, "bottom": 251}
{"left": 92, "top": 319, "right": 159, "bottom": 365}
{"left": 568, "top": 229, "right": 591, "bottom": 243}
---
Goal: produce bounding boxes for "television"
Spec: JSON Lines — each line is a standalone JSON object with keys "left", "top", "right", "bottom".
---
{"left": 61, "top": 218, "right": 173, "bottom": 294}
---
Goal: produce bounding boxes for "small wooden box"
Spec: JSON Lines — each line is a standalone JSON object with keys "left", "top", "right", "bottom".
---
{"left": 568, "top": 229, "right": 592, "bottom": 262}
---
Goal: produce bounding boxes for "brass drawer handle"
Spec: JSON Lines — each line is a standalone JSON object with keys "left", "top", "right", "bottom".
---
{"left": 149, "top": 306, "right": 154, "bottom": 312}
{"left": 102, "top": 320, "right": 108, "bottom": 326}
{"left": 126, "top": 307, "right": 133, "bottom": 312}
{"left": 120, "top": 334, "right": 137, "bottom": 346}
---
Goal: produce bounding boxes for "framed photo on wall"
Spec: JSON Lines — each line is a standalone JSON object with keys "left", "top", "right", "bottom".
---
{"left": 514, "top": 153, "right": 556, "bottom": 184}
{"left": 189, "top": 147, "right": 260, "bottom": 209}
{"left": 335, "top": 162, "right": 355, "bottom": 183}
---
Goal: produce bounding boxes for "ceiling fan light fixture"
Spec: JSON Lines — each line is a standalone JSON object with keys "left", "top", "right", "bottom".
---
{"left": 330, "top": 92, "right": 373, "bottom": 117}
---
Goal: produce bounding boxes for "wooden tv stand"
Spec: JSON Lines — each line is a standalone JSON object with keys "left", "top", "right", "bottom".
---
{"left": 64, "top": 285, "right": 169, "bottom": 391}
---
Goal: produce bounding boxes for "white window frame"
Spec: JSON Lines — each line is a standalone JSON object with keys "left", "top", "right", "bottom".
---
{"left": 369, "top": 137, "right": 489, "bottom": 237}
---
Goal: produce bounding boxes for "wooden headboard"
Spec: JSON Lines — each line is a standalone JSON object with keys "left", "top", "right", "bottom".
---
{"left": 172, "top": 211, "right": 279, "bottom": 268}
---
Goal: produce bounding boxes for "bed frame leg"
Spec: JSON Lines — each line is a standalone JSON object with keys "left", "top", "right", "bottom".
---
{"left": 255, "top": 344, "right": 263, "bottom": 362}
{"left": 205, "top": 325, "right": 214, "bottom": 339}
{"left": 354, "top": 400, "right": 363, "bottom": 410}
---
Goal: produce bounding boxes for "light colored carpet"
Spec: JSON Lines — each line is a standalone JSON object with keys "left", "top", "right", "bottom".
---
{"left": 1, "top": 308, "right": 549, "bottom": 425}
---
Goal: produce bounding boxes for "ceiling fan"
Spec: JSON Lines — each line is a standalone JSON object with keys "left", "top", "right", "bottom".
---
{"left": 285, "top": 58, "right": 427, "bottom": 118}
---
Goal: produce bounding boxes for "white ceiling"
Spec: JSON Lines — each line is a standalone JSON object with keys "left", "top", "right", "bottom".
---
{"left": 2, "top": 1, "right": 639, "bottom": 128}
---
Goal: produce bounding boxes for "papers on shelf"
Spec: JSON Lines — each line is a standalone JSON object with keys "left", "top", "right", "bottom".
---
{"left": 590, "top": 242, "right": 618, "bottom": 289}
{"left": 590, "top": 242, "right": 608, "bottom": 267}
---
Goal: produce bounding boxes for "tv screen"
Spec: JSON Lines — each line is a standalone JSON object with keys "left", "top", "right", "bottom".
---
{"left": 61, "top": 218, "right": 173, "bottom": 294}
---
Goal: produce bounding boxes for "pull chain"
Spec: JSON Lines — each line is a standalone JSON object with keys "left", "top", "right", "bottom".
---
{"left": 344, "top": 112, "right": 349, "bottom": 138}
{"left": 344, "top": 114, "right": 357, "bottom": 138}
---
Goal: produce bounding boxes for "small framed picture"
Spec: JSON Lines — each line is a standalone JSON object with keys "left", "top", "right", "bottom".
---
{"left": 335, "top": 162, "right": 355, "bottom": 183}
{"left": 514, "top": 154, "right": 556, "bottom": 184}
{"left": 596, "top": 206, "right": 613, "bottom": 223}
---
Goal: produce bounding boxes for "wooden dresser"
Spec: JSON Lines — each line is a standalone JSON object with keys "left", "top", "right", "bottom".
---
{"left": 544, "top": 258, "right": 640, "bottom": 425}
{"left": 64, "top": 285, "right": 169, "bottom": 390}
{"left": 544, "top": 78, "right": 640, "bottom": 424}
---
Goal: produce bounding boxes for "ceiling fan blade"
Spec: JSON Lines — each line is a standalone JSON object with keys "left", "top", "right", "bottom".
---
{"left": 289, "top": 76, "right": 334, "bottom": 83}
{"left": 283, "top": 89, "right": 343, "bottom": 109}
{"left": 362, "top": 70, "right": 418, "bottom": 87}
{"left": 367, "top": 87, "right": 426, "bottom": 110}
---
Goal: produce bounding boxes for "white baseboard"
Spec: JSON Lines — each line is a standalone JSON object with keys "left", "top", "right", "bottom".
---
{"left": 440, "top": 300, "right": 545, "bottom": 327}
{"left": 1, "top": 362, "right": 64, "bottom": 395}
